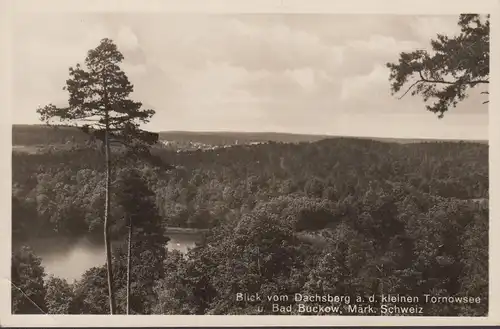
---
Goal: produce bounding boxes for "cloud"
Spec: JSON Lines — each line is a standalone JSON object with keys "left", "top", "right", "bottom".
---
{"left": 340, "top": 64, "right": 389, "bottom": 102}
{"left": 284, "top": 68, "right": 317, "bottom": 92}
{"left": 116, "top": 26, "right": 139, "bottom": 51}
{"left": 410, "top": 15, "right": 461, "bottom": 43}
{"left": 347, "top": 34, "right": 420, "bottom": 55}
{"left": 10, "top": 12, "right": 487, "bottom": 139}
{"left": 12, "top": 13, "right": 112, "bottom": 112}
{"left": 134, "top": 16, "right": 344, "bottom": 75}
{"left": 121, "top": 62, "right": 147, "bottom": 76}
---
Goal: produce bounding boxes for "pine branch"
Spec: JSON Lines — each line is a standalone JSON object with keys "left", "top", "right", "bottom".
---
{"left": 398, "top": 71, "right": 488, "bottom": 100}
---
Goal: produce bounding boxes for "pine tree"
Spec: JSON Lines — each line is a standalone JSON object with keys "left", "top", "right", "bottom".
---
{"left": 36, "top": 38, "right": 157, "bottom": 314}
{"left": 387, "top": 14, "right": 489, "bottom": 118}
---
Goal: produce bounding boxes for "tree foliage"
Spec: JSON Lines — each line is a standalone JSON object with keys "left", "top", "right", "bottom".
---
{"left": 34, "top": 38, "right": 159, "bottom": 314}
{"left": 36, "top": 38, "right": 155, "bottom": 138}
{"left": 45, "top": 276, "right": 76, "bottom": 314}
{"left": 113, "top": 168, "right": 169, "bottom": 314}
{"left": 12, "top": 134, "right": 489, "bottom": 316}
{"left": 11, "top": 247, "right": 47, "bottom": 314}
{"left": 387, "top": 14, "right": 489, "bottom": 117}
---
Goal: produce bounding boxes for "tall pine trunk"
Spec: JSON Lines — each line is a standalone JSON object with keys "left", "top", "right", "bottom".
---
{"left": 104, "top": 128, "right": 116, "bottom": 314}
{"left": 126, "top": 215, "right": 132, "bottom": 315}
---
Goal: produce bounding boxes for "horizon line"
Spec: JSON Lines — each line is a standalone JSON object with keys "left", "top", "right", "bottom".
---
{"left": 12, "top": 123, "right": 488, "bottom": 142}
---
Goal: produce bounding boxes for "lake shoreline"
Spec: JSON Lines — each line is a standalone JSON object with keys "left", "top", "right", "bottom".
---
{"left": 13, "top": 229, "right": 205, "bottom": 282}
{"left": 13, "top": 226, "right": 208, "bottom": 249}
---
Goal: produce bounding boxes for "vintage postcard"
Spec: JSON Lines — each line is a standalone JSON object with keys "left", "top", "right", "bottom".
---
{"left": 0, "top": 0, "right": 498, "bottom": 327}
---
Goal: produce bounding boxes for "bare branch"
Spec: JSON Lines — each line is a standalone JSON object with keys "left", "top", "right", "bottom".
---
{"left": 78, "top": 118, "right": 102, "bottom": 122}
{"left": 398, "top": 80, "right": 423, "bottom": 100}
{"left": 418, "top": 71, "right": 489, "bottom": 86}
{"left": 9, "top": 279, "right": 47, "bottom": 314}
{"left": 397, "top": 70, "right": 489, "bottom": 100}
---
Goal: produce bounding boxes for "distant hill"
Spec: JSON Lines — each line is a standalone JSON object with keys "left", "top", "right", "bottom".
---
{"left": 158, "top": 131, "right": 330, "bottom": 145}
{"left": 12, "top": 124, "right": 488, "bottom": 149}
{"left": 159, "top": 130, "right": 488, "bottom": 146}
{"left": 13, "top": 124, "right": 91, "bottom": 146}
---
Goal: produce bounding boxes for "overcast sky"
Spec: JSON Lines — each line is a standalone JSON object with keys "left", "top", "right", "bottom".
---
{"left": 11, "top": 13, "right": 488, "bottom": 140}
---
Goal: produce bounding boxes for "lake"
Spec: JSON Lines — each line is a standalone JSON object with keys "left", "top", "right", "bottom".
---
{"left": 25, "top": 231, "right": 202, "bottom": 282}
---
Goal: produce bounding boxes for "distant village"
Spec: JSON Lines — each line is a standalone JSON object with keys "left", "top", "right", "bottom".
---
{"left": 158, "top": 139, "right": 273, "bottom": 153}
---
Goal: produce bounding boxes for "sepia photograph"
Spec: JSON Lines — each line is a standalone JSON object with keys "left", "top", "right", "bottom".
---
{"left": 1, "top": 0, "right": 498, "bottom": 326}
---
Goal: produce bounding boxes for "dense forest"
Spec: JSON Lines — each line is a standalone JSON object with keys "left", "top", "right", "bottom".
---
{"left": 11, "top": 14, "right": 490, "bottom": 317}
{"left": 12, "top": 125, "right": 489, "bottom": 316}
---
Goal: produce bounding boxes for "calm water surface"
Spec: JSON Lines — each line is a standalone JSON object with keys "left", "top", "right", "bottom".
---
{"left": 27, "top": 233, "right": 200, "bottom": 282}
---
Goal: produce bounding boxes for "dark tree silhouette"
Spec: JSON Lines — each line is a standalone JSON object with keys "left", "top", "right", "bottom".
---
{"left": 36, "top": 38, "right": 156, "bottom": 314}
{"left": 387, "top": 14, "right": 489, "bottom": 118}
